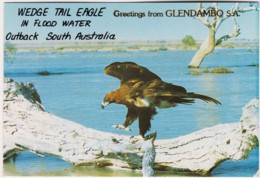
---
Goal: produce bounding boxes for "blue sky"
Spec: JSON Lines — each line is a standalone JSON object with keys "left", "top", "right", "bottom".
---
{"left": 4, "top": 2, "right": 259, "bottom": 42}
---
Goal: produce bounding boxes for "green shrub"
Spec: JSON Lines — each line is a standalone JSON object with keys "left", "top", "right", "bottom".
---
{"left": 4, "top": 42, "right": 17, "bottom": 58}
{"left": 190, "top": 67, "right": 233, "bottom": 75}
{"left": 210, "top": 67, "right": 234, "bottom": 73}
{"left": 158, "top": 46, "right": 168, "bottom": 51}
{"left": 181, "top": 35, "right": 197, "bottom": 46}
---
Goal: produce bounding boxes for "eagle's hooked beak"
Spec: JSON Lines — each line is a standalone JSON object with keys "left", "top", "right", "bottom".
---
{"left": 101, "top": 101, "right": 110, "bottom": 109}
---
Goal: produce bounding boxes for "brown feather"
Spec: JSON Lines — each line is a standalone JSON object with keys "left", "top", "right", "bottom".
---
{"left": 104, "top": 62, "right": 161, "bottom": 85}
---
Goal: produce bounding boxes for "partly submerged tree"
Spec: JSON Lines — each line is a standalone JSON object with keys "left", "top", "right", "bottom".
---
{"left": 188, "top": 3, "right": 259, "bottom": 68}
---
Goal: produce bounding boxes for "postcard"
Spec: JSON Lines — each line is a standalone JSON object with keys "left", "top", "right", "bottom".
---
{"left": 2, "top": 1, "right": 259, "bottom": 177}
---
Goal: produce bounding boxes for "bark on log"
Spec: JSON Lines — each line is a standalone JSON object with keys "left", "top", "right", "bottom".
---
{"left": 3, "top": 78, "right": 259, "bottom": 175}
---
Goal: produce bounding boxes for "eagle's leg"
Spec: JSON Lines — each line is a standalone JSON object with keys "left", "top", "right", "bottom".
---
{"left": 138, "top": 107, "right": 157, "bottom": 138}
{"left": 112, "top": 107, "right": 137, "bottom": 132}
{"left": 123, "top": 107, "right": 138, "bottom": 127}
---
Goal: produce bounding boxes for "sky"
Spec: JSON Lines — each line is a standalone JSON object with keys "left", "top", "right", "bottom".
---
{"left": 3, "top": 2, "right": 259, "bottom": 42}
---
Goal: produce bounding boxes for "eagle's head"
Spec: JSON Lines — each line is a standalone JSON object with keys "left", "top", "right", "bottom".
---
{"left": 101, "top": 92, "right": 115, "bottom": 109}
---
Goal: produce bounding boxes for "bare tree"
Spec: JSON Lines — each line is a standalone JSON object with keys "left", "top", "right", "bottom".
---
{"left": 188, "top": 3, "right": 258, "bottom": 68}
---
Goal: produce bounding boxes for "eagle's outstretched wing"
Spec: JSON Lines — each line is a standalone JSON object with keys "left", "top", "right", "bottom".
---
{"left": 129, "top": 79, "right": 221, "bottom": 108}
{"left": 104, "top": 62, "right": 161, "bottom": 85}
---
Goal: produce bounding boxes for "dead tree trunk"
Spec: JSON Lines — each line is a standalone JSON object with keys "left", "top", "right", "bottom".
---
{"left": 188, "top": 3, "right": 258, "bottom": 68}
{"left": 3, "top": 78, "right": 259, "bottom": 175}
{"left": 188, "top": 28, "right": 215, "bottom": 68}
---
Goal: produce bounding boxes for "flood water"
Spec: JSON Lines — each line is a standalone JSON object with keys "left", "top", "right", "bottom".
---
{"left": 3, "top": 48, "right": 259, "bottom": 176}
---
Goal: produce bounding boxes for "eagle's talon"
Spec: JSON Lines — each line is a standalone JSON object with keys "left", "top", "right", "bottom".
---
{"left": 112, "top": 124, "right": 131, "bottom": 132}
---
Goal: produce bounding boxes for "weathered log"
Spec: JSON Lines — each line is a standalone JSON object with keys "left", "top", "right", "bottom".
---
{"left": 254, "top": 170, "right": 260, "bottom": 177}
{"left": 3, "top": 78, "right": 259, "bottom": 175}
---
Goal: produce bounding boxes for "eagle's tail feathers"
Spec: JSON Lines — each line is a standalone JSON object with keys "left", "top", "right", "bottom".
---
{"left": 171, "top": 98, "right": 195, "bottom": 105}
{"left": 186, "top": 93, "right": 221, "bottom": 105}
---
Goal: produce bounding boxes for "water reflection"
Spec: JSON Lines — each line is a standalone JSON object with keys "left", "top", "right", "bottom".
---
{"left": 193, "top": 74, "right": 222, "bottom": 129}
{"left": 3, "top": 151, "right": 141, "bottom": 177}
{"left": 3, "top": 149, "right": 258, "bottom": 177}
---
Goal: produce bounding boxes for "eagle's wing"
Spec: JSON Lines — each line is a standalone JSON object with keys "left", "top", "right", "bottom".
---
{"left": 104, "top": 62, "right": 161, "bottom": 85}
{"left": 131, "top": 79, "right": 187, "bottom": 98}
{"left": 130, "top": 79, "right": 221, "bottom": 107}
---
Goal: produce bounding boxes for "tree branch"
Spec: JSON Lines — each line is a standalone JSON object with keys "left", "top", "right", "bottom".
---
{"left": 237, "top": 4, "right": 259, "bottom": 12}
{"left": 215, "top": 17, "right": 240, "bottom": 46}
{"left": 195, "top": 3, "right": 211, "bottom": 28}
{"left": 197, "top": 3, "right": 258, "bottom": 31}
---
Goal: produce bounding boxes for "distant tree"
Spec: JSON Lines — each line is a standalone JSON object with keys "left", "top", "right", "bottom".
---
{"left": 4, "top": 42, "right": 17, "bottom": 59}
{"left": 188, "top": 3, "right": 259, "bottom": 68}
{"left": 182, "top": 35, "right": 197, "bottom": 47}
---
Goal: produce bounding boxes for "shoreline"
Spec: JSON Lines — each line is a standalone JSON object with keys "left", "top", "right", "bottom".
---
{"left": 6, "top": 39, "right": 259, "bottom": 53}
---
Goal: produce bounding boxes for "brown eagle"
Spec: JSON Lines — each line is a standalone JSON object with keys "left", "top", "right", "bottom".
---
{"left": 101, "top": 62, "right": 221, "bottom": 137}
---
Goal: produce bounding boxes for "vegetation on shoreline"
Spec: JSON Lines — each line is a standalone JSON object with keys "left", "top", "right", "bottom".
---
{"left": 9, "top": 39, "right": 258, "bottom": 54}
{"left": 181, "top": 35, "right": 199, "bottom": 50}
{"left": 4, "top": 42, "right": 17, "bottom": 59}
{"left": 190, "top": 67, "right": 234, "bottom": 75}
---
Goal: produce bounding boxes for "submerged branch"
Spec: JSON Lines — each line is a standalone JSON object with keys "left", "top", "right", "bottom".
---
{"left": 3, "top": 78, "right": 259, "bottom": 175}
